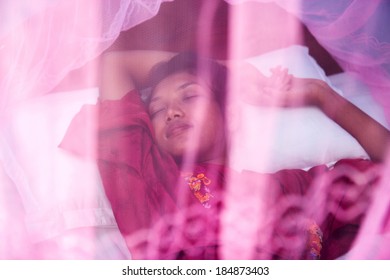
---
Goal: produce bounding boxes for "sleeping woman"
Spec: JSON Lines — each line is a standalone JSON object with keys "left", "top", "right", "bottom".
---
{"left": 60, "top": 50, "right": 390, "bottom": 259}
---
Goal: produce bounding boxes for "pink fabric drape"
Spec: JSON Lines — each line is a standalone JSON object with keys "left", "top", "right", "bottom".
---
{"left": 0, "top": 0, "right": 168, "bottom": 259}
{"left": 227, "top": 0, "right": 390, "bottom": 120}
{"left": 0, "top": 0, "right": 167, "bottom": 112}
{"left": 1, "top": 0, "right": 389, "bottom": 259}
{"left": 2, "top": 0, "right": 389, "bottom": 116}
{"left": 293, "top": 0, "right": 390, "bottom": 121}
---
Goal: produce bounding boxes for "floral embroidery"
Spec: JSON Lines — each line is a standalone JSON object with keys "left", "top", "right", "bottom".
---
{"left": 306, "top": 221, "right": 323, "bottom": 259}
{"left": 183, "top": 170, "right": 213, "bottom": 208}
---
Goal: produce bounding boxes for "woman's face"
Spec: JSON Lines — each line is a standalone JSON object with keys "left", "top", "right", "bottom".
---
{"left": 149, "top": 72, "right": 226, "bottom": 164}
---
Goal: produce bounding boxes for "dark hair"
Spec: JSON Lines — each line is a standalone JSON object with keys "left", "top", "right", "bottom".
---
{"left": 146, "top": 52, "right": 228, "bottom": 113}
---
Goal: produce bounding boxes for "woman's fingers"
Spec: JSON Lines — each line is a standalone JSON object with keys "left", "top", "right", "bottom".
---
{"left": 238, "top": 65, "right": 322, "bottom": 108}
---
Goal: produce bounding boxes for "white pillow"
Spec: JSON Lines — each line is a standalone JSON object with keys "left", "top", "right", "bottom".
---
{"left": 228, "top": 45, "right": 388, "bottom": 173}
{"left": 3, "top": 88, "right": 118, "bottom": 242}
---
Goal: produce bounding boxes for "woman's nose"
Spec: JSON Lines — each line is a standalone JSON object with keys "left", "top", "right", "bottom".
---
{"left": 166, "top": 104, "right": 184, "bottom": 122}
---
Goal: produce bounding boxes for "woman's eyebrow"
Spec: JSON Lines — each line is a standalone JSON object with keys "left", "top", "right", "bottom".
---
{"left": 149, "top": 96, "right": 161, "bottom": 105}
{"left": 176, "top": 81, "right": 197, "bottom": 91}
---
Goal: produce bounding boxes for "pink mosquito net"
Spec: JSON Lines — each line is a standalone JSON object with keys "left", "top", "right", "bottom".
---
{"left": 0, "top": 0, "right": 389, "bottom": 259}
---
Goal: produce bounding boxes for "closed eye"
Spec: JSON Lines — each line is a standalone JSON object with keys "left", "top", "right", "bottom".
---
{"left": 150, "top": 107, "right": 166, "bottom": 118}
{"left": 183, "top": 94, "right": 199, "bottom": 102}
{"left": 182, "top": 88, "right": 204, "bottom": 102}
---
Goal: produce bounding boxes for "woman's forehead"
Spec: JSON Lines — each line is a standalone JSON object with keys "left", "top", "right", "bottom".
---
{"left": 151, "top": 72, "right": 208, "bottom": 98}
{"left": 155, "top": 72, "right": 197, "bottom": 89}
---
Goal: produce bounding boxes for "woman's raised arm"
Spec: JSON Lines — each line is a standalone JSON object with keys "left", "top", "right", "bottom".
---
{"left": 313, "top": 81, "right": 390, "bottom": 162}
{"left": 99, "top": 50, "right": 176, "bottom": 100}
{"left": 257, "top": 74, "right": 390, "bottom": 162}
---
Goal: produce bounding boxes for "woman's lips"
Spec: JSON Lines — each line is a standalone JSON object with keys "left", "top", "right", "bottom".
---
{"left": 166, "top": 122, "right": 192, "bottom": 139}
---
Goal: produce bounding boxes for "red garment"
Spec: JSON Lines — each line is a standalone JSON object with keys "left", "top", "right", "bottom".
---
{"left": 60, "top": 92, "right": 180, "bottom": 235}
{"left": 60, "top": 90, "right": 379, "bottom": 259}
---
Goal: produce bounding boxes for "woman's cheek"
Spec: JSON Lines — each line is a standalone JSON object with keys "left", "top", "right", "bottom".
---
{"left": 152, "top": 120, "right": 165, "bottom": 142}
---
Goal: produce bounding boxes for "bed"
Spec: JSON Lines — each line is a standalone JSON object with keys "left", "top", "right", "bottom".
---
{"left": 1, "top": 0, "right": 390, "bottom": 259}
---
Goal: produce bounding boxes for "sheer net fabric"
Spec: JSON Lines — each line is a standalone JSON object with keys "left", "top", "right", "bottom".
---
{"left": 0, "top": 0, "right": 167, "bottom": 259}
{"left": 1, "top": 0, "right": 390, "bottom": 259}
{"left": 1, "top": 1, "right": 388, "bottom": 118}
{"left": 123, "top": 160, "right": 382, "bottom": 260}
{"left": 226, "top": 0, "right": 390, "bottom": 118}
{"left": 0, "top": 0, "right": 166, "bottom": 110}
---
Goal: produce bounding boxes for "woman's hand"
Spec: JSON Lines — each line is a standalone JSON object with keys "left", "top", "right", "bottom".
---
{"left": 237, "top": 63, "right": 290, "bottom": 106}
{"left": 267, "top": 76, "right": 330, "bottom": 108}
{"left": 238, "top": 62, "right": 327, "bottom": 108}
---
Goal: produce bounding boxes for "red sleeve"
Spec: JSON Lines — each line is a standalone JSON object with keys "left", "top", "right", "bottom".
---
{"left": 266, "top": 159, "right": 379, "bottom": 259}
{"left": 318, "top": 159, "right": 380, "bottom": 259}
{"left": 60, "top": 91, "right": 179, "bottom": 236}
{"left": 271, "top": 168, "right": 315, "bottom": 196}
